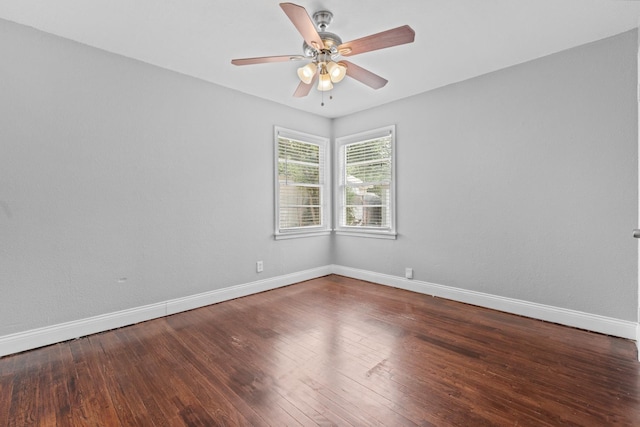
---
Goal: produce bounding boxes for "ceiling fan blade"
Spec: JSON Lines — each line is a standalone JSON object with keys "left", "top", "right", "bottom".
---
{"left": 293, "top": 74, "right": 318, "bottom": 97}
{"left": 338, "top": 25, "right": 415, "bottom": 57}
{"left": 231, "top": 55, "right": 305, "bottom": 66}
{"left": 280, "top": 3, "right": 325, "bottom": 50}
{"left": 341, "top": 60, "right": 388, "bottom": 89}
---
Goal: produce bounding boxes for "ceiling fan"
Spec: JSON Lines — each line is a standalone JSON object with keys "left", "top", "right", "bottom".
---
{"left": 231, "top": 2, "right": 415, "bottom": 102}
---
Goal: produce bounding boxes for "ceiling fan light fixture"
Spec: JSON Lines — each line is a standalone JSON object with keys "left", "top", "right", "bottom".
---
{"left": 297, "top": 62, "right": 317, "bottom": 84}
{"left": 327, "top": 61, "right": 347, "bottom": 83}
{"left": 317, "top": 70, "right": 333, "bottom": 91}
{"left": 231, "top": 3, "right": 416, "bottom": 100}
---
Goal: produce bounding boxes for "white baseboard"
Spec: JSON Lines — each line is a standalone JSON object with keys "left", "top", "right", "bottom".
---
{"left": 0, "top": 266, "right": 332, "bottom": 358}
{"left": 331, "top": 265, "right": 638, "bottom": 340}
{"left": 0, "top": 302, "right": 168, "bottom": 359}
{"left": 1, "top": 264, "right": 636, "bottom": 358}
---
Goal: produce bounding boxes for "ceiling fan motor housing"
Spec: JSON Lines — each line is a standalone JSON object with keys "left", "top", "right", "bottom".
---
{"left": 301, "top": 9, "right": 342, "bottom": 58}
{"left": 303, "top": 31, "right": 343, "bottom": 58}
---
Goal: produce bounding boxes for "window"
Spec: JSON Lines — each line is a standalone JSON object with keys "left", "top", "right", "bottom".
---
{"left": 336, "top": 125, "right": 396, "bottom": 239}
{"left": 274, "top": 127, "right": 330, "bottom": 239}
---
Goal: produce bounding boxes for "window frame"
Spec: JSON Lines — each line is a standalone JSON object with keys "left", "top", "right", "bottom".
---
{"left": 335, "top": 125, "right": 397, "bottom": 239}
{"left": 274, "top": 126, "right": 331, "bottom": 240}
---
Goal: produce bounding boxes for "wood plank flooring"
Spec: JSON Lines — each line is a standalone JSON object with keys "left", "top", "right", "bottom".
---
{"left": 1, "top": 274, "right": 639, "bottom": 426}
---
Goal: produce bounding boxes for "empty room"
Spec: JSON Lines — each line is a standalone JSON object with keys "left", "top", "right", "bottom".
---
{"left": 1, "top": 0, "right": 640, "bottom": 425}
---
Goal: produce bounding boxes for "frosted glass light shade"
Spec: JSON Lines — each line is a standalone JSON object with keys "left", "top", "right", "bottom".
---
{"left": 297, "top": 63, "right": 317, "bottom": 84}
{"left": 326, "top": 61, "right": 347, "bottom": 83}
{"left": 317, "top": 72, "right": 333, "bottom": 91}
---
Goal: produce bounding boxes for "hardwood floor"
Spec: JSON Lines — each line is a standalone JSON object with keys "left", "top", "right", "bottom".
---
{"left": 1, "top": 274, "right": 639, "bottom": 426}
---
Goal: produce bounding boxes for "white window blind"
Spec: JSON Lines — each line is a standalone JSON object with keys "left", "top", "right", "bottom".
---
{"left": 275, "top": 127, "right": 329, "bottom": 239}
{"left": 336, "top": 125, "right": 396, "bottom": 238}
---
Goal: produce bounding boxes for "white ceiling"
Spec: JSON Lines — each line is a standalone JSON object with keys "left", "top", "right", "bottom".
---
{"left": 1, "top": 0, "right": 639, "bottom": 118}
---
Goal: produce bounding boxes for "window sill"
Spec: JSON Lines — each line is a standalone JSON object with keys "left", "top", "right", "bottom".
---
{"left": 274, "top": 230, "right": 332, "bottom": 240}
{"left": 334, "top": 230, "right": 397, "bottom": 240}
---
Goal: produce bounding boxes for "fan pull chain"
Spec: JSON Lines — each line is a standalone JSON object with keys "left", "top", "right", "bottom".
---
{"left": 321, "top": 87, "right": 334, "bottom": 107}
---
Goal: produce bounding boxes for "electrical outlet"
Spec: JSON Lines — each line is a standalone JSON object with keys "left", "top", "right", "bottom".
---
{"left": 256, "top": 261, "right": 263, "bottom": 273}
{"left": 405, "top": 268, "right": 413, "bottom": 279}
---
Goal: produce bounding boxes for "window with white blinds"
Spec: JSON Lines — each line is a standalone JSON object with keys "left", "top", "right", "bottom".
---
{"left": 274, "top": 127, "right": 330, "bottom": 239}
{"left": 336, "top": 125, "right": 396, "bottom": 239}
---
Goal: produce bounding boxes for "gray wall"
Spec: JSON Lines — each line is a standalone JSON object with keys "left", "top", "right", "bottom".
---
{"left": 0, "top": 19, "right": 332, "bottom": 336}
{"left": 1, "top": 19, "right": 637, "bottom": 339}
{"left": 333, "top": 30, "right": 638, "bottom": 321}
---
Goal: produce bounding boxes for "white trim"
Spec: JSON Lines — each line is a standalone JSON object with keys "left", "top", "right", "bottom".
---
{"left": 165, "top": 266, "right": 330, "bottom": 315}
{"left": 0, "top": 266, "right": 332, "bottom": 358}
{"left": 331, "top": 265, "right": 638, "bottom": 340}
{"left": 274, "top": 230, "right": 331, "bottom": 240}
{"left": 1, "top": 264, "right": 635, "bottom": 358}
{"left": 335, "top": 125, "right": 397, "bottom": 238}
{"left": 274, "top": 126, "right": 331, "bottom": 238}
{"left": 0, "top": 303, "right": 167, "bottom": 359}
{"left": 335, "top": 230, "right": 397, "bottom": 239}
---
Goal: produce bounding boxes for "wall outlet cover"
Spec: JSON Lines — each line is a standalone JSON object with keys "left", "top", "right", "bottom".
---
{"left": 405, "top": 267, "right": 413, "bottom": 279}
